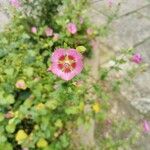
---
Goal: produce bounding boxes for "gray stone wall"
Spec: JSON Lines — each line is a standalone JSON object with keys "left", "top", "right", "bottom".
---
{"left": 90, "top": 0, "right": 150, "bottom": 149}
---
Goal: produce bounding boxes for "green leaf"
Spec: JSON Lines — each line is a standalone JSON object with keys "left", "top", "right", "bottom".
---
{"left": 6, "top": 123, "right": 16, "bottom": 133}
{"left": 60, "top": 134, "right": 69, "bottom": 148}
{"left": 23, "top": 67, "right": 34, "bottom": 77}
{"left": 100, "top": 69, "right": 109, "bottom": 80}
{"left": 0, "top": 143, "right": 13, "bottom": 150}
{"left": 6, "top": 95, "right": 15, "bottom": 104}
{"left": 4, "top": 68, "right": 14, "bottom": 76}
{"left": 0, "top": 97, "right": 6, "bottom": 105}
{"left": 55, "top": 119, "right": 63, "bottom": 128}
{"left": 0, "top": 135, "right": 7, "bottom": 143}
{"left": 0, "top": 49, "right": 8, "bottom": 58}
{"left": 0, "top": 113, "right": 4, "bottom": 122}
{"left": 65, "top": 107, "right": 79, "bottom": 115}
{"left": 45, "top": 100, "right": 58, "bottom": 110}
{"left": 76, "top": 46, "right": 86, "bottom": 53}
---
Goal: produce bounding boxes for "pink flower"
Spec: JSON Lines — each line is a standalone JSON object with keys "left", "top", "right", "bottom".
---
{"left": 143, "top": 120, "right": 150, "bottom": 133}
{"left": 107, "top": 0, "right": 113, "bottom": 7}
{"left": 53, "top": 33, "right": 59, "bottom": 41}
{"left": 31, "top": 27, "right": 37, "bottom": 34}
{"left": 131, "top": 53, "right": 142, "bottom": 64}
{"left": 16, "top": 80, "right": 27, "bottom": 90}
{"left": 10, "top": 0, "right": 21, "bottom": 8}
{"left": 4, "top": 111, "right": 14, "bottom": 119}
{"left": 45, "top": 27, "right": 53, "bottom": 37}
{"left": 86, "top": 28, "right": 94, "bottom": 36}
{"left": 49, "top": 48, "right": 83, "bottom": 81}
{"left": 67, "top": 23, "right": 77, "bottom": 34}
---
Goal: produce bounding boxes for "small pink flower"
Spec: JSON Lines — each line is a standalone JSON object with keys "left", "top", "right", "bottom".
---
{"left": 67, "top": 23, "right": 77, "bottom": 34}
{"left": 131, "top": 53, "right": 142, "bottom": 64}
{"left": 31, "top": 27, "right": 37, "bottom": 34}
{"left": 107, "top": 0, "right": 113, "bottom": 7}
{"left": 4, "top": 111, "right": 14, "bottom": 119}
{"left": 53, "top": 33, "right": 59, "bottom": 41}
{"left": 49, "top": 48, "right": 83, "bottom": 81}
{"left": 45, "top": 27, "right": 53, "bottom": 37}
{"left": 143, "top": 120, "right": 150, "bottom": 133}
{"left": 16, "top": 80, "right": 27, "bottom": 90}
{"left": 86, "top": 28, "right": 94, "bottom": 36}
{"left": 10, "top": 0, "right": 21, "bottom": 8}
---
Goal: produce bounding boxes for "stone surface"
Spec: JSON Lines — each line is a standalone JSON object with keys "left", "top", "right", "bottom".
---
{"left": 102, "top": 12, "right": 150, "bottom": 51}
{"left": 88, "top": 8, "right": 107, "bottom": 25}
{"left": 129, "top": 39, "right": 150, "bottom": 115}
{"left": 90, "top": 0, "right": 150, "bottom": 149}
{"left": 91, "top": 0, "right": 149, "bottom": 17}
{"left": 0, "top": 12, "right": 9, "bottom": 32}
{"left": 136, "top": 4, "right": 150, "bottom": 19}
{"left": 131, "top": 98, "right": 150, "bottom": 114}
{"left": 136, "top": 38, "right": 150, "bottom": 64}
{"left": 118, "top": 0, "right": 149, "bottom": 16}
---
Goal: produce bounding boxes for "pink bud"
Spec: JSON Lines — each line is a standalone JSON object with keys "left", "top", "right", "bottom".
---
{"left": 107, "top": 0, "right": 113, "bottom": 7}
{"left": 31, "top": 27, "right": 37, "bottom": 34}
{"left": 45, "top": 27, "right": 53, "bottom": 37}
{"left": 143, "top": 120, "right": 150, "bottom": 133}
{"left": 67, "top": 23, "right": 77, "bottom": 34}
{"left": 4, "top": 111, "right": 14, "bottom": 119}
{"left": 10, "top": 0, "right": 21, "bottom": 8}
{"left": 53, "top": 33, "right": 59, "bottom": 41}
{"left": 16, "top": 80, "right": 27, "bottom": 90}
{"left": 86, "top": 28, "right": 94, "bottom": 36}
{"left": 131, "top": 53, "right": 142, "bottom": 64}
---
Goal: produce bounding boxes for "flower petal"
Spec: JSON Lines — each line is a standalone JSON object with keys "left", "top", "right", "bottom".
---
{"left": 66, "top": 49, "right": 83, "bottom": 61}
{"left": 143, "top": 120, "right": 150, "bottom": 133}
{"left": 74, "top": 59, "right": 84, "bottom": 74}
{"left": 51, "top": 48, "right": 66, "bottom": 63}
{"left": 51, "top": 63, "right": 62, "bottom": 76}
{"left": 51, "top": 63, "right": 75, "bottom": 81}
{"left": 60, "top": 72, "right": 76, "bottom": 81}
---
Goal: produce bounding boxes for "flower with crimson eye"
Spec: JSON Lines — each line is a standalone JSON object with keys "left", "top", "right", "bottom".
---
{"left": 48, "top": 48, "right": 83, "bottom": 81}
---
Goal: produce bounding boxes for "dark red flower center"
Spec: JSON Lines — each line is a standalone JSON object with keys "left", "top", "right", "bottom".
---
{"left": 58, "top": 55, "right": 76, "bottom": 73}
